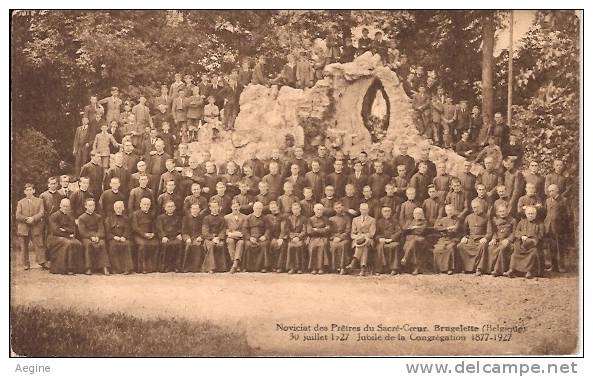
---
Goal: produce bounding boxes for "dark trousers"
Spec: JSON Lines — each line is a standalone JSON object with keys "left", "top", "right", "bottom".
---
{"left": 74, "top": 145, "right": 90, "bottom": 178}
{"left": 19, "top": 234, "right": 45, "bottom": 268}
{"left": 545, "top": 235, "right": 567, "bottom": 271}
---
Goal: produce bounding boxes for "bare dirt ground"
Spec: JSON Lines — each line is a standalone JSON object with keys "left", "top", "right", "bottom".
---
{"left": 11, "top": 252, "right": 579, "bottom": 356}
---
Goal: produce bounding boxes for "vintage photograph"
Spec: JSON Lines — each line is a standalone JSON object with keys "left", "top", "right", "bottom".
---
{"left": 9, "top": 9, "right": 581, "bottom": 357}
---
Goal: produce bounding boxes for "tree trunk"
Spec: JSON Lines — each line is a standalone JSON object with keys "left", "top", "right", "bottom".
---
{"left": 481, "top": 12, "right": 495, "bottom": 123}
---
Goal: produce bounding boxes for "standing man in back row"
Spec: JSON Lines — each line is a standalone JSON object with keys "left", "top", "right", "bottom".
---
{"left": 251, "top": 56, "right": 269, "bottom": 86}
{"left": 98, "top": 87, "right": 122, "bottom": 125}
{"left": 132, "top": 96, "right": 152, "bottom": 131}
{"left": 73, "top": 116, "right": 91, "bottom": 178}
{"left": 84, "top": 95, "right": 104, "bottom": 139}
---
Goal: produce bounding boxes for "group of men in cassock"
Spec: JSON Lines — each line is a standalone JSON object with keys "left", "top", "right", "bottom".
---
{"left": 16, "top": 133, "right": 574, "bottom": 279}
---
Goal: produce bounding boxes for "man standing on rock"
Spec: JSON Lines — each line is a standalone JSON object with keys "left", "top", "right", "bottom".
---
{"left": 412, "top": 86, "right": 430, "bottom": 135}
{"left": 251, "top": 56, "right": 269, "bottom": 86}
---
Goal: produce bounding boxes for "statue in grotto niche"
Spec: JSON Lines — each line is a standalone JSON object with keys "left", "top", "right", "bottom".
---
{"left": 361, "top": 78, "right": 390, "bottom": 142}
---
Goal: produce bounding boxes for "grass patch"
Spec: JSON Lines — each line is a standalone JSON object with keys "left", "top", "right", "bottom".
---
{"left": 11, "top": 305, "right": 253, "bottom": 356}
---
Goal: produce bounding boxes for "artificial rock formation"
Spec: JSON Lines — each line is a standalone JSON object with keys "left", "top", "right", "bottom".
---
{"left": 205, "top": 52, "right": 473, "bottom": 176}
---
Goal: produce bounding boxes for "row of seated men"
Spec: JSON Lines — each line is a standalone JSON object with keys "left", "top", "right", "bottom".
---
{"left": 20, "top": 175, "right": 567, "bottom": 279}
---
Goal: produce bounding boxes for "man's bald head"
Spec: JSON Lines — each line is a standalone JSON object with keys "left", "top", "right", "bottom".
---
{"left": 60, "top": 198, "right": 71, "bottom": 212}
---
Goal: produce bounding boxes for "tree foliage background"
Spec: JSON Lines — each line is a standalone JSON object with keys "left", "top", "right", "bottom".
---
{"left": 12, "top": 129, "right": 61, "bottom": 200}
{"left": 11, "top": 10, "right": 580, "bottom": 190}
{"left": 510, "top": 11, "right": 580, "bottom": 175}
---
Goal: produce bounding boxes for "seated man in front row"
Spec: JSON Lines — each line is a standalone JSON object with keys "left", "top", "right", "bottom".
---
{"left": 130, "top": 197, "right": 159, "bottom": 273}
{"left": 401, "top": 207, "right": 429, "bottom": 275}
{"left": 345, "top": 202, "right": 376, "bottom": 276}
{"left": 47, "top": 198, "right": 84, "bottom": 275}
{"left": 374, "top": 206, "right": 402, "bottom": 275}
{"left": 486, "top": 203, "right": 516, "bottom": 277}
{"left": 307, "top": 203, "right": 331, "bottom": 274}
{"left": 202, "top": 200, "right": 228, "bottom": 273}
{"left": 226, "top": 200, "right": 247, "bottom": 273}
{"left": 328, "top": 201, "right": 351, "bottom": 275}
{"left": 105, "top": 200, "right": 134, "bottom": 275}
{"left": 284, "top": 201, "right": 308, "bottom": 274}
{"left": 506, "top": 205, "right": 545, "bottom": 279}
{"left": 432, "top": 204, "right": 460, "bottom": 275}
{"left": 156, "top": 200, "right": 184, "bottom": 272}
{"left": 77, "top": 198, "right": 110, "bottom": 275}
{"left": 181, "top": 203, "right": 205, "bottom": 273}
{"left": 457, "top": 199, "right": 489, "bottom": 276}
{"left": 242, "top": 202, "right": 270, "bottom": 272}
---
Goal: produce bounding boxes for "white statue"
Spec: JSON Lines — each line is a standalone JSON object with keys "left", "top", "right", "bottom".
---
{"left": 370, "top": 90, "right": 387, "bottom": 120}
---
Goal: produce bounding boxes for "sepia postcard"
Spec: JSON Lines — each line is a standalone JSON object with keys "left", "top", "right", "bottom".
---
{"left": 9, "top": 9, "right": 582, "bottom": 359}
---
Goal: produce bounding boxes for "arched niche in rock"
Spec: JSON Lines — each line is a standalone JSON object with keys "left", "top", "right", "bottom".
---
{"left": 332, "top": 68, "right": 406, "bottom": 148}
{"left": 360, "top": 78, "right": 391, "bottom": 142}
